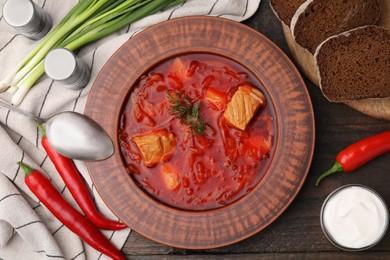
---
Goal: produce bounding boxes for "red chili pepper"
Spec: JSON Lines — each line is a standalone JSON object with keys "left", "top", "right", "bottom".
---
{"left": 316, "top": 130, "right": 390, "bottom": 185}
{"left": 36, "top": 124, "right": 126, "bottom": 230}
{"left": 18, "top": 162, "right": 126, "bottom": 260}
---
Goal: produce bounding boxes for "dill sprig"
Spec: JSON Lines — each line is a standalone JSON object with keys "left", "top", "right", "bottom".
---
{"left": 167, "top": 90, "right": 206, "bottom": 136}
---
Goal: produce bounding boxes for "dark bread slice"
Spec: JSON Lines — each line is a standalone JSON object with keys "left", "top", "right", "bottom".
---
{"left": 291, "top": 0, "right": 381, "bottom": 54}
{"left": 270, "top": 0, "right": 306, "bottom": 26}
{"left": 315, "top": 25, "right": 390, "bottom": 102}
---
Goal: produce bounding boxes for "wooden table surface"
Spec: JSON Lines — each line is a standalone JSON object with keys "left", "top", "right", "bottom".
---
{"left": 121, "top": 1, "right": 390, "bottom": 259}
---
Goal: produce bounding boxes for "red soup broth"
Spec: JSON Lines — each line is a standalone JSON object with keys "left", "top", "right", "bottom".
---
{"left": 119, "top": 53, "right": 274, "bottom": 210}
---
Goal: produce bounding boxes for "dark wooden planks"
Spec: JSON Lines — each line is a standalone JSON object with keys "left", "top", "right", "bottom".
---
{"left": 125, "top": 252, "right": 390, "bottom": 260}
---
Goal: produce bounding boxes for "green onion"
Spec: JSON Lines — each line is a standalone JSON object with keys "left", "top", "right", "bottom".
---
{"left": 0, "top": 0, "right": 184, "bottom": 105}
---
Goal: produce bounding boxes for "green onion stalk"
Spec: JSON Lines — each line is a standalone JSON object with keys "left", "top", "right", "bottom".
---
{"left": 0, "top": 0, "right": 184, "bottom": 105}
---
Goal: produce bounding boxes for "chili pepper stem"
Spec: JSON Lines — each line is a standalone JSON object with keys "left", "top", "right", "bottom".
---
{"left": 315, "top": 161, "right": 344, "bottom": 186}
{"left": 33, "top": 120, "right": 46, "bottom": 136}
{"left": 17, "top": 161, "right": 35, "bottom": 177}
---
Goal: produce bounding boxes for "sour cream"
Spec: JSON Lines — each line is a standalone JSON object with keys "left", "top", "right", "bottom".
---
{"left": 321, "top": 185, "right": 389, "bottom": 250}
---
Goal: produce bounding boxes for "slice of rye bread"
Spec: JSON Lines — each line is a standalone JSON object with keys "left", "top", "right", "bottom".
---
{"left": 314, "top": 25, "right": 390, "bottom": 102}
{"left": 270, "top": 0, "right": 306, "bottom": 26}
{"left": 291, "top": 0, "right": 381, "bottom": 54}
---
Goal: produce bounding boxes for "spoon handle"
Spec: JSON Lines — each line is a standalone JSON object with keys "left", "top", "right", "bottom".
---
{"left": 0, "top": 98, "right": 43, "bottom": 123}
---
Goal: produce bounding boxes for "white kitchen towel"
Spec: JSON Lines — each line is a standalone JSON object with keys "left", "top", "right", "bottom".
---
{"left": 0, "top": 0, "right": 261, "bottom": 259}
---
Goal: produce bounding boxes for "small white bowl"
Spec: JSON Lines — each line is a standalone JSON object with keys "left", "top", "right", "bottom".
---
{"left": 320, "top": 184, "right": 389, "bottom": 251}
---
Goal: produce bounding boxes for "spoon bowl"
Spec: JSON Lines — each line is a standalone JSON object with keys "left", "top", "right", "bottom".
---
{"left": 45, "top": 112, "right": 114, "bottom": 161}
{"left": 0, "top": 99, "right": 114, "bottom": 161}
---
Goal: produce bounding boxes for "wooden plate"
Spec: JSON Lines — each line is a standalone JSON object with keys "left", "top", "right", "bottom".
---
{"left": 84, "top": 16, "right": 315, "bottom": 249}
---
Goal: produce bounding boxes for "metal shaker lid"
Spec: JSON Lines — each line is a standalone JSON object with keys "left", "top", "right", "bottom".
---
{"left": 3, "top": 0, "right": 35, "bottom": 27}
{"left": 44, "top": 48, "right": 77, "bottom": 81}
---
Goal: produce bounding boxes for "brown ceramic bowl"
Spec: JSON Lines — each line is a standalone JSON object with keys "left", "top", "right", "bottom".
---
{"left": 84, "top": 16, "right": 315, "bottom": 249}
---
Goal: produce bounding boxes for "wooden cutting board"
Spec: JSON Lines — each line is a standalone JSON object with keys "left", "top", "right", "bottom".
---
{"left": 282, "top": 0, "right": 390, "bottom": 120}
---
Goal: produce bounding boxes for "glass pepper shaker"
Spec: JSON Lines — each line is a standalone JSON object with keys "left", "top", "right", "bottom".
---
{"left": 3, "top": 0, "right": 52, "bottom": 40}
{"left": 44, "top": 48, "right": 91, "bottom": 90}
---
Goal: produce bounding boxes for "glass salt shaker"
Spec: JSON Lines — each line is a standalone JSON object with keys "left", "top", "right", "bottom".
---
{"left": 44, "top": 48, "right": 91, "bottom": 90}
{"left": 3, "top": 0, "right": 52, "bottom": 40}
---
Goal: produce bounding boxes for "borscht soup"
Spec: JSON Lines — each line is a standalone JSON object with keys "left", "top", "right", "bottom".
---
{"left": 118, "top": 53, "right": 274, "bottom": 210}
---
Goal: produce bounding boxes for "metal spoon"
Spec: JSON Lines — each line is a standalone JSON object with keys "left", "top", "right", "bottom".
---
{"left": 0, "top": 99, "right": 114, "bottom": 161}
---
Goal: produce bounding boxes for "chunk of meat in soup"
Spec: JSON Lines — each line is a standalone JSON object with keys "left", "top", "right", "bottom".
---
{"left": 223, "top": 85, "right": 266, "bottom": 131}
{"left": 132, "top": 129, "right": 176, "bottom": 167}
